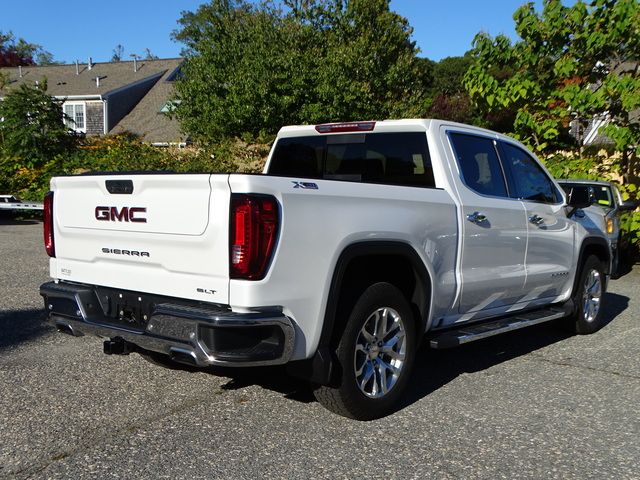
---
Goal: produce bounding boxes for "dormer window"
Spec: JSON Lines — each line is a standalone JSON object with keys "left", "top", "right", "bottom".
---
{"left": 63, "top": 102, "right": 86, "bottom": 133}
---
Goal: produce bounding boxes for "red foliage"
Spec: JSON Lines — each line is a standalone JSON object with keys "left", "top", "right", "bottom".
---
{"left": 548, "top": 99, "right": 567, "bottom": 110}
{"left": 427, "top": 93, "right": 473, "bottom": 124}
{"left": 560, "top": 76, "right": 584, "bottom": 87}
{"left": 0, "top": 48, "right": 35, "bottom": 67}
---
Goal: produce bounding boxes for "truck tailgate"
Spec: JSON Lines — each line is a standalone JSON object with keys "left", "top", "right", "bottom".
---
{"left": 50, "top": 174, "right": 231, "bottom": 304}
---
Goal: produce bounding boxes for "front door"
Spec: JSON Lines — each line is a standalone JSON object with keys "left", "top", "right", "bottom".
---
{"left": 498, "top": 141, "right": 575, "bottom": 298}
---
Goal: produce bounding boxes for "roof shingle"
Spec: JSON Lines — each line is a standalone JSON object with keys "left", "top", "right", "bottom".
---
{"left": 111, "top": 69, "right": 187, "bottom": 143}
{"left": 0, "top": 58, "right": 183, "bottom": 97}
{"left": 0, "top": 58, "right": 185, "bottom": 143}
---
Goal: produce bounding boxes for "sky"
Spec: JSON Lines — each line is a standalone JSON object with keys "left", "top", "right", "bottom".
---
{"left": 1, "top": 0, "right": 545, "bottom": 64}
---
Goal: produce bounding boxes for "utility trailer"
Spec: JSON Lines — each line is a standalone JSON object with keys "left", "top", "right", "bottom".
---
{"left": 0, "top": 195, "right": 44, "bottom": 212}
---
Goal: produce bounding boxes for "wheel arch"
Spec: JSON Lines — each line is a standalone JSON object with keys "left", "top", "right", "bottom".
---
{"left": 572, "top": 236, "right": 610, "bottom": 296}
{"left": 319, "top": 241, "right": 433, "bottom": 350}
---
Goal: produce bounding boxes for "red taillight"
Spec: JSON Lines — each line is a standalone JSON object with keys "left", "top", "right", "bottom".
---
{"left": 314, "top": 121, "right": 376, "bottom": 133}
{"left": 44, "top": 191, "right": 55, "bottom": 257}
{"left": 230, "top": 194, "right": 279, "bottom": 280}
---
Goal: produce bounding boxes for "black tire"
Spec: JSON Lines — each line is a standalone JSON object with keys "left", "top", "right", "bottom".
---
{"left": 567, "top": 255, "right": 606, "bottom": 334}
{"left": 313, "top": 282, "right": 417, "bottom": 420}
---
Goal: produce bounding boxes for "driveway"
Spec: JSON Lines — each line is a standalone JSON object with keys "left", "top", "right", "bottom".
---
{"left": 1, "top": 219, "right": 638, "bottom": 479}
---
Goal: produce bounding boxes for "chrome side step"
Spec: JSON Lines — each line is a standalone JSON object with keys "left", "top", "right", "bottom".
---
{"left": 429, "top": 305, "right": 571, "bottom": 349}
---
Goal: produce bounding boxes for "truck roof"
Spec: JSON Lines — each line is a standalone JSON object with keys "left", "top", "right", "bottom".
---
{"left": 277, "top": 118, "right": 518, "bottom": 141}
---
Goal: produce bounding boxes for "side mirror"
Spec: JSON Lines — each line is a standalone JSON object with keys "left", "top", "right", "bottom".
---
{"left": 566, "top": 187, "right": 592, "bottom": 209}
{"left": 618, "top": 199, "right": 639, "bottom": 212}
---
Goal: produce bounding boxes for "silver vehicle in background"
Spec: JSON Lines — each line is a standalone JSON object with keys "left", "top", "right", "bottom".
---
{"left": 558, "top": 180, "right": 639, "bottom": 275}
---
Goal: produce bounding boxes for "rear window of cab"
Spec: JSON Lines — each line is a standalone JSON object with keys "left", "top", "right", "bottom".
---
{"left": 268, "top": 132, "right": 436, "bottom": 188}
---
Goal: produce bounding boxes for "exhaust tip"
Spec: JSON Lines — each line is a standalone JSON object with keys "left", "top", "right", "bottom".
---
{"left": 55, "top": 321, "right": 81, "bottom": 337}
{"left": 169, "top": 348, "right": 198, "bottom": 366}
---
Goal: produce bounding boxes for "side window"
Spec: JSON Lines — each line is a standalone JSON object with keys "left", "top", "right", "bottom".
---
{"left": 560, "top": 184, "right": 591, "bottom": 205}
{"left": 500, "top": 142, "right": 559, "bottom": 203}
{"left": 449, "top": 133, "right": 508, "bottom": 197}
{"left": 593, "top": 186, "right": 613, "bottom": 207}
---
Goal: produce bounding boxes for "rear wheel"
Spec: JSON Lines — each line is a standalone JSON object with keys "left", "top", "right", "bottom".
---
{"left": 568, "top": 255, "right": 606, "bottom": 334}
{"left": 313, "top": 282, "right": 417, "bottom": 420}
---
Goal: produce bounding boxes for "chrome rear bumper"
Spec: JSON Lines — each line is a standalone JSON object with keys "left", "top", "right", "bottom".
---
{"left": 40, "top": 281, "right": 295, "bottom": 368}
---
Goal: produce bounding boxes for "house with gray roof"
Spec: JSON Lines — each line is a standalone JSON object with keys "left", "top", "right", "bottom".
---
{"left": 0, "top": 57, "right": 186, "bottom": 145}
{"left": 569, "top": 61, "right": 639, "bottom": 147}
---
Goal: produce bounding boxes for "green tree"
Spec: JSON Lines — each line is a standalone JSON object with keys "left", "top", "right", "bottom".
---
{"left": 465, "top": 0, "right": 640, "bottom": 166}
{"left": 425, "top": 55, "right": 483, "bottom": 125}
{"left": 0, "top": 81, "right": 78, "bottom": 193}
{"left": 415, "top": 56, "right": 436, "bottom": 93}
{"left": 35, "top": 51, "right": 60, "bottom": 65}
{"left": 173, "top": 1, "right": 307, "bottom": 140}
{"left": 172, "top": 0, "right": 427, "bottom": 143}
{"left": 431, "top": 55, "right": 472, "bottom": 96}
{"left": 312, "top": 0, "right": 427, "bottom": 121}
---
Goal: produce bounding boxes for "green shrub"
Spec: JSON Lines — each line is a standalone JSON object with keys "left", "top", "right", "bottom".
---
{"left": 0, "top": 81, "right": 78, "bottom": 196}
{"left": 543, "top": 149, "right": 623, "bottom": 181}
{"left": 618, "top": 183, "right": 640, "bottom": 258}
{"left": 7, "top": 134, "right": 270, "bottom": 201}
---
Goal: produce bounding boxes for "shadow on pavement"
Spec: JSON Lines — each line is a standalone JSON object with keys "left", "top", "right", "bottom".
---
{"left": 611, "top": 259, "right": 635, "bottom": 279}
{"left": 400, "top": 323, "right": 572, "bottom": 412}
{"left": 215, "top": 366, "right": 315, "bottom": 403}
{"left": 202, "top": 290, "right": 629, "bottom": 412}
{"left": 398, "top": 291, "right": 629, "bottom": 412}
{"left": 101, "top": 291, "right": 634, "bottom": 413}
{"left": 203, "top": 321, "right": 579, "bottom": 412}
{"left": 598, "top": 292, "right": 628, "bottom": 329}
{"left": 0, "top": 218, "right": 41, "bottom": 226}
{"left": 0, "top": 307, "right": 53, "bottom": 351}
{"left": 0, "top": 211, "right": 42, "bottom": 225}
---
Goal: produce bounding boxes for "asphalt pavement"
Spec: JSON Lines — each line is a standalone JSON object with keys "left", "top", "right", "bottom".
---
{"left": 1, "top": 219, "right": 638, "bottom": 479}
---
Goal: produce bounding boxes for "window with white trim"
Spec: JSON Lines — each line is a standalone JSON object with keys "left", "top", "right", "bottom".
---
{"left": 63, "top": 102, "right": 86, "bottom": 132}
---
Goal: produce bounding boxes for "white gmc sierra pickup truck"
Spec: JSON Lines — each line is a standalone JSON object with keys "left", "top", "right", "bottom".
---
{"left": 40, "top": 119, "right": 610, "bottom": 419}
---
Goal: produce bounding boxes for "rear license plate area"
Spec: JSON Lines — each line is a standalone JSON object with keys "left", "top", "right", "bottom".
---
{"left": 96, "top": 289, "right": 153, "bottom": 331}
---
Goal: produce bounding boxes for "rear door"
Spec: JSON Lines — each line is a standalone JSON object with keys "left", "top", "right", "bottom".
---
{"left": 497, "top": 141, "right": 575, "bottom": 298}
{"left": 52, "top": 174, "right": 231, "bottom": 304}
{"left": 448, "top": 132, "right": 528, "bottom": 313}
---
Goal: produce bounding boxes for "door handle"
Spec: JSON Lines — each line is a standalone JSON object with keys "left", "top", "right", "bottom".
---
{"left": 467, "top": 211, "right": 487, "bottom": 224}
{"left": 529, "top": 214, "right": 544, "bottom": 225}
